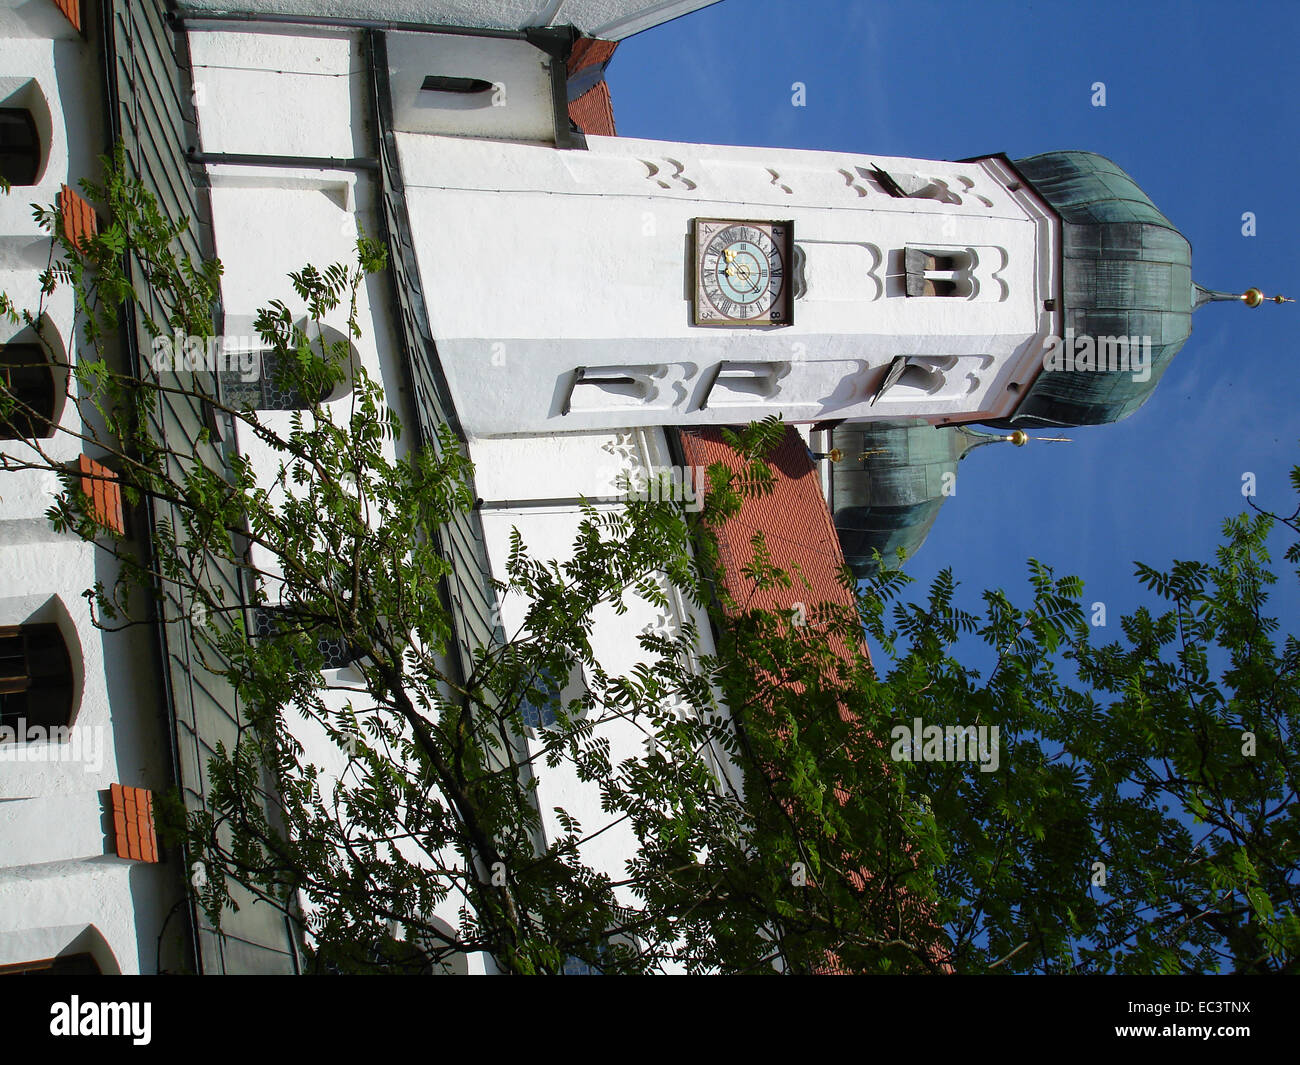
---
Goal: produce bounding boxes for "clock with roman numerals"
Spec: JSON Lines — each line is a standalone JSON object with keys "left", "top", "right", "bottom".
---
{"left": 692, "top": 218, "right": 793, "bottom": 327}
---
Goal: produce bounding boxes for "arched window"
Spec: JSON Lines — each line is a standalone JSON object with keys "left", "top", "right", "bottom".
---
{"left": 253, "top": 607, "right": 360, "bottom": 671}
{"left": 0, "top": 953, "right": 101, "bottom": 975}
{"left": 0, "top": 624, "right": 74, "bottom": 731}
{"left": 220, "top": 350, "right": 334, "bottom": 412}
{"left": 0, "top": 344, "right": 56, "bottom": 439}
{"left": 0, "top": 108, "right": 41, "bottom": 187}
{"left": 521, "top": 658, "right": 584, "bottom": 731}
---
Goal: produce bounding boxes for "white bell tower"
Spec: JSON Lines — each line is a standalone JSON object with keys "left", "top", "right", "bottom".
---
{"left": 395, "top": 133, "right": 1061, "bottom": 438}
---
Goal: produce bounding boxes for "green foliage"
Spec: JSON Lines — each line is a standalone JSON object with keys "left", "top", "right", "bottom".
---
{"left": 4, "top": 151, "right": 1295, "bottom": 975}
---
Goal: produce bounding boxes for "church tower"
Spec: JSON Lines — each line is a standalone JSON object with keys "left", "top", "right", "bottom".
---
{"left": 402, "top": 134, "right": 1059, "bottom": 437}
{"left": 400, "top": 127, "right": 1275, "bottom": 445}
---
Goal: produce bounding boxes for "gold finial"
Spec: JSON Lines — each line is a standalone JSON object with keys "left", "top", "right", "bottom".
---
{"left": 1242, "top": 287, "right": 1294, "bottom": 308}
{"left": 1002, "top": 431, "right": 1071, "bottom": 446}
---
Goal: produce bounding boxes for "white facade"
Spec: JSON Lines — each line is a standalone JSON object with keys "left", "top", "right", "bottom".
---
{"left": 3, "top": 0, "right": 740, "bottom": 977}
{"left": 189, "top": 23, "right": 737, "bottom": 964}
{"left": 182, "top": 14, "right": 747, "bottom": 971}
{"left": 473, "top": 427, "right": 734, "bottom": 876}
{"left": 0, "top": 4, "right": 179, "bottom": 975}
{"left": 186, "top": 14, "right": 1062, "bottom": 437}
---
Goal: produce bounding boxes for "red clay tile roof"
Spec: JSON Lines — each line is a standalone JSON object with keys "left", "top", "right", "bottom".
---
{"left": 567, "top": 37, "right": 618, "bottom": 76}
{"left": 677, "top": 425, "right": 857, "bottom": 621}
{"left": 568, "top": 81, "right": 616, "bottom": 137}
{"left": 679, "top": 427, "right": 950, "bottom": 971}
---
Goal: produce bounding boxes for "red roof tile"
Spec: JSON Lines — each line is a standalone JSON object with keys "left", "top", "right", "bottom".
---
{"left": 568, "top": 81, "right": 616, "bottom": 137}
{"left": 52, "top": 0, "right": 81, "bottom": 32}
{"left": 58, "top": 184, "right": 97, "bottom": 252}
{"left": 111, "top": 783, "right": 159, "bottom": 863}
{"left": 568, "top": 37, "right": 618, "bottom": 76}
{"left": 678, "top": 425, "right": 857, "bottom": 622}
{"left": 678, "top": 427, "right": 949, "bottom": 971}
{"left": 78, "top": 453, "right": 125, "bottom": 535}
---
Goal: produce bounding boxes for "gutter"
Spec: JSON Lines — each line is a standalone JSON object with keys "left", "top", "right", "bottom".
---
{"left": 186, "top": 150, "right": 378, "bottom": 171}
{"left": 173, "top": 8, "right": 531, "bottom": 37}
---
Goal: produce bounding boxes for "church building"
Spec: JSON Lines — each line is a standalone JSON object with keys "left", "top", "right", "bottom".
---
{"left": 0, "top": 0, "right": 1275, "bottom": 973}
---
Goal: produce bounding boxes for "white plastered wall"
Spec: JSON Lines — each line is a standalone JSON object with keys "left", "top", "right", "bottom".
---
{"left": 0, "top": 17, "right": 181, "bottom": 976}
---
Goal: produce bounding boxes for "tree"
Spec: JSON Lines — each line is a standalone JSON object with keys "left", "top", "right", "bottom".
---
{"left": 3, "top": 155, "right": 1296, "bottom": 974}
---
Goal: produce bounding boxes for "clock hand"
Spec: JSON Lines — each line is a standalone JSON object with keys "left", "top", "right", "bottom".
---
{"left": 731, "top": 262, "right": 761, "bottom": 293}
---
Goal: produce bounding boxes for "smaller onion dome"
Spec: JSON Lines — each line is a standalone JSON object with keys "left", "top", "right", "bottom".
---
{"left": 830, "top": 420, "right": 1033, "bottom": 576}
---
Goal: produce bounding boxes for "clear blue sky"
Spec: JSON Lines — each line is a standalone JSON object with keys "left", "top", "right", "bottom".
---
{"left": 609, "top": 0, "right": 1300, "bottom": 650}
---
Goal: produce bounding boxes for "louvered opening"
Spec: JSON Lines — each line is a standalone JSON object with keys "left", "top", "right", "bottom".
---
{"left": 0, "top": 343, "right": 56, "bottom": 438}
{"left": 0, "top": 624, "right": 74, "bottom": 731}
{"left": 565, "top": 365, "right": 661, "bottom": 413}
{"left": 421, "top": 75, "right": 494, "bottom": 95}
{"left": 0, "top": 108, "right": 40, "bottom": 187}
{"left": 704, "top": 361, "right": 788, "bottom": 406}
{"left": 904, "top": 247, "right": 975, "bottom": 298}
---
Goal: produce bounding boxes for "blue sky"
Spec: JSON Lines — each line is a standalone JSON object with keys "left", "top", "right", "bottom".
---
{"left": 609, "top": 0, "right": 1300, "bottom": 655}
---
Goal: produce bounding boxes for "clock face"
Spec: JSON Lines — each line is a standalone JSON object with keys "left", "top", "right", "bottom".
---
{"left": 692, "top": 218, "right": 793, "bottom": 327}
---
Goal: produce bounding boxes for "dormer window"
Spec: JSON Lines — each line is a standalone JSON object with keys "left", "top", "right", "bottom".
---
{"left": 0, "top": 344, "right": 56, "bottom": 438}
{"left": 0, "top": 108, "right": 41, "bottom": 187}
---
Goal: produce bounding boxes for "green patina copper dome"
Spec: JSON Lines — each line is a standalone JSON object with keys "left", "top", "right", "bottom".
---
{"left": 830, "top": 421, "right": 1018, "bottom": 577}
{"left": 993, "top": 151, "right": 1195, "bottom": 428}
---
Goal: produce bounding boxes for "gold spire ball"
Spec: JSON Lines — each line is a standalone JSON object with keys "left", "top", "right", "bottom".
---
{"left": 1003, "top": 430, "right": 1070, "bottom": 446}
{"left": 1242, "top": 288, "right": 1294, "bottom": 308}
